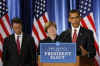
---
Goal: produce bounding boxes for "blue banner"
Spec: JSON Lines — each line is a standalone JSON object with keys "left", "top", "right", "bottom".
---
{"left": 40, "top": 43, "right": 76, "bottom": 63}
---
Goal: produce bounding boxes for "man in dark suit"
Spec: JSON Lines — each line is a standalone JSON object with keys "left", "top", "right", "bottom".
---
{"left": 60, "top": 10, "right": 96, "bottom": 65}
{"left": 2, "top": 18, "right": 36, "bottom": 66}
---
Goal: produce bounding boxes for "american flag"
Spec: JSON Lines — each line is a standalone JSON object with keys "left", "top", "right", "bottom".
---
{"left": 32, "top": 0, "right": 49, "bottom": 48}
{"left": 0, "top": 0, "right": 11, "bottom": 65}
{"left": 77, "top": 0, "right": 100, "bottom": 66}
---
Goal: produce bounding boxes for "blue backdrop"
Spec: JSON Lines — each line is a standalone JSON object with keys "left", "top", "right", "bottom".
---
{"left": 7, "top": 0, "right": 100, "bottom": 48}
{"left": 47, "top": 0, "right": 70, "bottom": 34}
{"left": 7, "top": 0, "right": 20, "bottom": 21}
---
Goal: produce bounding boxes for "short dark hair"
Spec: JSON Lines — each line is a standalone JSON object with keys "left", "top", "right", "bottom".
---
{"left": 12, "top": 18, "right": 22, "bottom": 25}
{"left": 69, "top": 9, "right": 80, "bottom": 17}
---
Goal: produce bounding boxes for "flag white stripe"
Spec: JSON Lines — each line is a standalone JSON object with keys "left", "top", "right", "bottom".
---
{"left": 32, "top": 31, "right": 39, "bottom": 47}
{"left": 0, "top": 24, "right": 7, "bottom": 38}
{"left": 0, "top": 41, "right": 2, "bottom": 51}
{"left": 39, "top": 17, "right": 45, "bottom": 28}
{"left": 90, "top": 13, "right": 95, "bottom": 23}
{"left": 34, "top": 18, "right": 45, "bottom": 40}
{"left": 83, "top": 15, "right": 98, "bottom": 41}
{"left": 82, "top": 12, "right": 100, "bottom": 65}
{"left": 2, "top": 16, "right": 11, "bottom": 35}
{"left": 83, "top": 16, "right": 97, "bottom": 41}
{"left": 32, "top": 12, "right": 49, "bottom": 48}
{"left": 45, "top": 12, "right": 49, "bottom": 21}
{"left": 83, "top": 15, "right": 99, "bottom": 53}
{"left": 83, "top": 16, "right": 94, "bottom": 31}
{"left": 0, "top": 58, "right": 2, "bottom": 66}
{"left": 95, "top": 56, "right": 100, "bottom": 65}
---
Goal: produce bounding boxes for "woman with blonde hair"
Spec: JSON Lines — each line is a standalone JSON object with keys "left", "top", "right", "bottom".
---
{"left": 37, "top": 22, "right": 59, "bottom": 55}
{"left": 44, "top": 22, "right": 59, "bottom": 42}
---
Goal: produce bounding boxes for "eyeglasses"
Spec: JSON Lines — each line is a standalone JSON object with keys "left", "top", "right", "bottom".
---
{"left": 69, "top": 16, "right": 80, "bottom": 19}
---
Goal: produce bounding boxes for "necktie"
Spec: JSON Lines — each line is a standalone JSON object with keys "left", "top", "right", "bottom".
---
{"left": 72, "top": 29, "right": 77, "bottom": 43}
{"left": 16, "top": 36, "right": 20, "bottom": 54}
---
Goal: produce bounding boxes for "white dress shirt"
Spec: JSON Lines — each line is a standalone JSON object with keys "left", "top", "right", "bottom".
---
{"left": 15, "top": 33, "right": 23, "bottom": 48}
{"left": 72, "top": 25, "right": 80, "bottom": 38}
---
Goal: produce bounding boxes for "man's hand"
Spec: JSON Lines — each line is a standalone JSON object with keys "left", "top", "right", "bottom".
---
{"left": 80, "top": 45, "right": 88, "bottom": 56}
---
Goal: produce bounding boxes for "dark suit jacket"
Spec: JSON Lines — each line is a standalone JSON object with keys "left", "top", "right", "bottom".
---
{"left": 2, "top": 34, "right": 36, "bottom": 66}
{"left": 37, "top": 35, "right": 59, "bottom": 55}
{"left": 59, "top": 26, "right": 96, "bottom": 59}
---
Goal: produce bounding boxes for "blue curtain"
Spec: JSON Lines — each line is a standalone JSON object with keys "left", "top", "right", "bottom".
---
{"left": 7, "top": 0, "right": 33, "bottom": 34}
{"left": 47, "top": 0, "right": 100, "bottom": 48}
{"left": 7, "top": 0, "right": 20, "bottom": 22}
{"left": 6, "top": 0, "right": 20, "bottom": 33}
{"left": 47, "top": 0, "right": 70, "bottom": 35}
{"left": 70, "top": 0, "right": 76, "bottom": 9}
{"left": 20, "top": 0, "right": 33, "bottom": 34}
{"left": 7, "top": 0, "right": 100, "bottom": 48}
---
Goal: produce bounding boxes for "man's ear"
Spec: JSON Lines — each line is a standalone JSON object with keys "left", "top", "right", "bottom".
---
{"left": 79, "top": 16, "right": 81, "bottom": 20}
{"left": 68, "top": 18, "right": 71, "bottom": 23}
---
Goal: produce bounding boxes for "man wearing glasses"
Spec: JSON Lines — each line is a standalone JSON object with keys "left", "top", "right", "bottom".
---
{"left": 60, "top": 10, "right": 96, "bottom": 66}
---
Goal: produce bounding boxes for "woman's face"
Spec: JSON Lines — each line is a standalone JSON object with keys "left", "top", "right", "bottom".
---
{"left": 47, "top": 25, "right": 56, "bottom": 35}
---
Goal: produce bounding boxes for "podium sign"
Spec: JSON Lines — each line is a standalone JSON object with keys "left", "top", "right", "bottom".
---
{"left": 40, "top": 43, "right": 76, "bottom": 63}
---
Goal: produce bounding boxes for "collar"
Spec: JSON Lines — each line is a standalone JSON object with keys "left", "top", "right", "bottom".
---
{"left": 15, "top": 33, "right": 23, "bottom": 37}
{"left": 71, "top": 25, "right": 80, "bottom": 31}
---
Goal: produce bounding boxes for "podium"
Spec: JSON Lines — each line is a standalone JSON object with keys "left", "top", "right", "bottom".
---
{"left": 38, "top": 56, "right": 95, "bottom": 66}
{"left": 38, "top": 43, "right": 95, "bottom": 66}
{"left": 38, "top": 56, "right": 80, "bottom": 66}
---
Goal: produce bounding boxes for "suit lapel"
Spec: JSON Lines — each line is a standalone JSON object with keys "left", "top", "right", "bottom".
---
{"left": 11, "top": 34, "right": 26, "bottom": 55}
{"left": 10, "top": 34, "right": 18, "bottom": 53}
{"left": 77, "top": 27, "right": 84, "bottom": 42}
{"left": 67, "top": 28, "right": 72, "bottom": 42}
{"left": 20, "top": 34, "right": 26, "bottom": 53}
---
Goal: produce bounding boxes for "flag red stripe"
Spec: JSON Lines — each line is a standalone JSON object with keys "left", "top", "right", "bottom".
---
{"left": 0, "top": 19, "right": 9, "bottom": 37}
{"left": 94, "top": 58, "right": 99, "bottom": 66}
{"left": 81, "top": 18, "right": 100, "bottom": 55}
{"left": 81, "top": 16, "right": 100, "bottom": 65}
{"left": 43, "top": 14, "right": 48, "bottom": 23}
{"left": 94, "top": 41, "right": 100, "bottom": 56}
{"left": 34, "top": 43, "right": 38, "bottom": 51}
{"left": 0, "top": 34, "right": 4, "bottom": 44}
{"left": 81, "top": 19, "right": 88, "bottom": 29}
{"left": 5, "top": 14, "right": 11, "bottom": 26}
{"left": 32, "top": 25, "right": 40, "bottom": 41}
{"left": 87, "top": 14, "right": 96, "bottom": 32}
{"left": 37, "top": 19, "right": 47, "bottom": 38}
{"left": 0, "top": 50, "right": 2, "bottom": 58}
